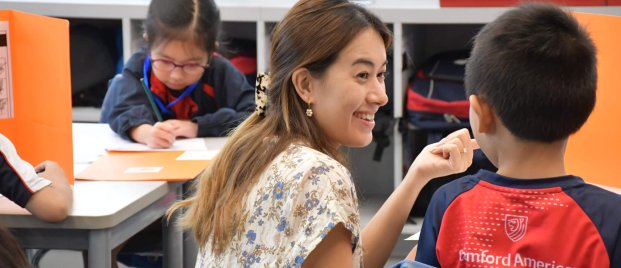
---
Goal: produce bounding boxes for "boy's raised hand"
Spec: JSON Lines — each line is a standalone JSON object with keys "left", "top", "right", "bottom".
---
{"left": 406, "top": 128, "right": 478, "bottom": 184}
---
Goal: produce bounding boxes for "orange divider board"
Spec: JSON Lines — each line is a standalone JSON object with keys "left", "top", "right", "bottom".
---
{"left": 0, "top": 10, "right": 73, "bottom": 183}
{"left": 76, "top": 151, "right": 209, "bottom": 181}
{"left": 566, "top": 12, "right": 621, "bottom": 187}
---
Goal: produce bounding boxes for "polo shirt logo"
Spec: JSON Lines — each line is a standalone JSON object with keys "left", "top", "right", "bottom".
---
{"left": 505, "top": 214, "right": 528, "bottom": 242}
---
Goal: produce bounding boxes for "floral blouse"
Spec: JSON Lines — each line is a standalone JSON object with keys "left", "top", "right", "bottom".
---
{"left": 196, "top": 144, "right": 362, "bottom": 267}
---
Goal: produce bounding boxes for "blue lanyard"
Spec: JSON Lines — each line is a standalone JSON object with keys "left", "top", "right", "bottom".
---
{"left": 143, "top": 54, "right": 200, "bottom": 116}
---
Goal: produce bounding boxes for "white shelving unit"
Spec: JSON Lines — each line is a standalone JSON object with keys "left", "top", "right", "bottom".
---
{"left": 2, "top": 0, "right": 620, "bottom": 203}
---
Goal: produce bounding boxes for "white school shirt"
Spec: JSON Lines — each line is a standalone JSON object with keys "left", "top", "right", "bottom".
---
{"left": 0, "top": 133, "right": 51, "bottom": 207}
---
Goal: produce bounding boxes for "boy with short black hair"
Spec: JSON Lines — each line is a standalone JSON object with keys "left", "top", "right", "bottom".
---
{"left": 415, "top": 3, "right": 621, "bottom": 267}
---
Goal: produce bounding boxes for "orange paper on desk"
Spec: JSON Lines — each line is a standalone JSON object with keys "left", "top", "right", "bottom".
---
{"left": 565, "top": 13, "right": 621, "bottom": 188}
{"left": 0, "top": 10, "right": 73, "bottom": 183}
{"left": 76, "top": 151, "right": 209, "bottom": 181}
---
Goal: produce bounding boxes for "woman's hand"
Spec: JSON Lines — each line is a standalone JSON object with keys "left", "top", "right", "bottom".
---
{"left": 405, "top": 128, "right": 478, "bottom": 184}
{"left": 360, "top": 129, "right": 477, "bottom": 267}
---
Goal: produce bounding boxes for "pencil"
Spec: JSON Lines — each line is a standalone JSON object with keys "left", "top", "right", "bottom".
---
{"left": 140, "top": 78, "right": 163, "bottom": 122}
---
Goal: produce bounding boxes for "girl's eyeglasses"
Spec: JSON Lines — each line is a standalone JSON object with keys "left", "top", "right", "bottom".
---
{"left": 151, "top": 58, "right": 208, "bottom": 75}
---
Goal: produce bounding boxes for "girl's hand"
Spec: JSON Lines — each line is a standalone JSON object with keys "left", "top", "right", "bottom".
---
{"left": 166, "top": 119, "right": 198, "bottom": 138}
{"left": 147, "top": 122, "right": 177, "bottom": 148}
{"left": 405, "top": 128, "right": 478, "bottom": 184}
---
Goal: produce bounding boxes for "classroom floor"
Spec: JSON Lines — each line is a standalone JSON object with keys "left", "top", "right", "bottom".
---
{"left": 38, "top": 250, "right": 130, "bottom": 268}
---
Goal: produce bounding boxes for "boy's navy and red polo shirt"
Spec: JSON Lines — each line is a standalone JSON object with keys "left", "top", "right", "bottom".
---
{"left": 416, "top": 169, "right": 621, "bottom": 267}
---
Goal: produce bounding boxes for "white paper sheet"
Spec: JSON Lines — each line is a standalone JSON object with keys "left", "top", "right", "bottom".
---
{"left": 105, "top": 134, "right": 208, "bottom": 152}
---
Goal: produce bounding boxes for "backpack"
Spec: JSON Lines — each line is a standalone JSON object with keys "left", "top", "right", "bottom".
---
{"left": 406, "top": 50, "right": 470, "bottom": 138}
{"left": 220, "top": 38, "right": 257, "bottom": 86}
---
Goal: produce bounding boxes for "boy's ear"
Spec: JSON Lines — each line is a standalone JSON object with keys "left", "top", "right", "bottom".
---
{"left": 469, "top": 95, "right": 495, "bottom": 133}
{"left": 143, "top": 33, "right": 149, "bottom": 41}
{"left": 291, "top": 68, "right": 314, "bottom": 104}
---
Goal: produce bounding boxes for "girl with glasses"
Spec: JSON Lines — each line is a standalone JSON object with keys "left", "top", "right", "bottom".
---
{"left": 101, "top": 0, "right": 254, "bottom": 149}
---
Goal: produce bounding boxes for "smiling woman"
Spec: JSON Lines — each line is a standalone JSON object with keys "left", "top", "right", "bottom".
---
{"left": 166, "top": 0, "right": 476, "bottom": 267}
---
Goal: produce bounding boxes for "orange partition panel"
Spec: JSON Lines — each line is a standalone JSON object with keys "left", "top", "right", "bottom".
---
{"left": 566, "top": 13, "right": 621, "bottom": 187}
{"left": 0, "top": 10, "right": 73, "bottom": 183}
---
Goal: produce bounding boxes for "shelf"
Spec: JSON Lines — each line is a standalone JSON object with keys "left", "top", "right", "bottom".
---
{"left": 72, "top": 107, "right": 101, "bottom": 123}
{"left": 1, "top": 1, "right": 618, "bottom": 22}
{"left": 0, "top": 0, "right": 150, "bottom": 19}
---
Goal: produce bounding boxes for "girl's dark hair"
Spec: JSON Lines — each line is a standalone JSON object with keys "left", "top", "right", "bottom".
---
{"left": 144, "top": 0, "right": 220, "bottom": 54}
{"left": 0, "top": 226, "right": 29, "bottom": 268}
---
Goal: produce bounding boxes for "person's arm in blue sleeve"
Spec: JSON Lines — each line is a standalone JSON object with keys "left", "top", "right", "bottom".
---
{"left": 101, "top": 72, "right": 158, "bottom": 141}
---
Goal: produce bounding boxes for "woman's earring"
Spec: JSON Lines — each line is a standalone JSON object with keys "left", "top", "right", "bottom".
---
{"left": 306, "top": 103, "right": 313, "bottom": 117}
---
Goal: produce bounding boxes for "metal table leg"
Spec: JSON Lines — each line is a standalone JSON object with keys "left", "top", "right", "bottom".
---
{"left": 89, "top": 230, "right": 112, "bottom": 268}
{"left": 163, "top": 186, "right": 183, "bottom": 268}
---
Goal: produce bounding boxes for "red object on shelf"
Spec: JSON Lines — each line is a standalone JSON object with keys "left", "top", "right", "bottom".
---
{"left": 440, "top": 0, "right": 606, "bottom": 7}
{"left": 608, "top": 0, "right": 621, "bottom": 5}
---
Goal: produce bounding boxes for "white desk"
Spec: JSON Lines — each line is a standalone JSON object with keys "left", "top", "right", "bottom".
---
{"left": 0, "top": 181, "right": 182, "bottom": 268}
{"left": 0, "top": 123, "right": 205, "bottom": 268}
